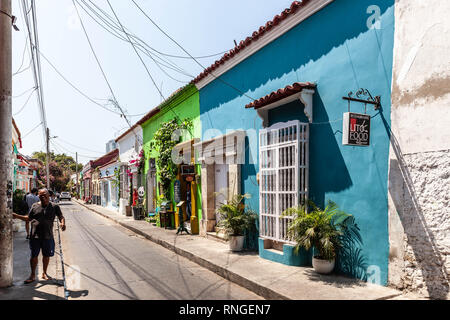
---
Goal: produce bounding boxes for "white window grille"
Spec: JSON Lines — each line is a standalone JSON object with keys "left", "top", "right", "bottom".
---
{"left": 259, "top": 120, "right": 309, "bottom": 244}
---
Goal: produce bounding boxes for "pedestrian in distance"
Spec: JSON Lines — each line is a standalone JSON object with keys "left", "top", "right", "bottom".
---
{"left": 49, "top": 190, "right": 55, "bottom": 203}
{"left": 24, "top": 188, "right": 40, "bottom": 239}
{"left": 13, "top": 188, "right": 66, "bottom": 284}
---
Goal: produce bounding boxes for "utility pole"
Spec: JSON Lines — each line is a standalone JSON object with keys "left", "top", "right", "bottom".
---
{"left": 46, "top": 127, "right": 50, "bottom": 189}
{"left": 0, "top": 0, "right": 13, "bottom": 288}
{"left": 76, "top": 152, "right": 79, "bottom": 199}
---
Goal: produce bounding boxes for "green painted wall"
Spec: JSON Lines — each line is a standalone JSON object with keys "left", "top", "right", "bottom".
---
{"left": 141, "top": 84, "right": 202, "bottom": 220}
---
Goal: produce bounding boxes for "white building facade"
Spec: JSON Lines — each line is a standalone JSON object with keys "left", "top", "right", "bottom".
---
{"left": 115, "top": 125, "right": 143, "bottom": 216}
{"left": 388, "top": 0, "right": 450, "bottom": 299}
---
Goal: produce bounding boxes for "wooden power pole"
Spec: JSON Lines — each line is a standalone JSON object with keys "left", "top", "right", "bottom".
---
{"left": 0, "top": 0, "right": 13, "bottom": 288}
{"left": 46, "top": 127, "right": 50, "bottom": 189}
{"left": 76, "top": 152, "right": 79, "bottom": 198}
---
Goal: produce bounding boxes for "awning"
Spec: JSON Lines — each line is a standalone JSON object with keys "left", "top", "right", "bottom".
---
{"left": 245, "top": 82, "right": 316, "bottom": 127}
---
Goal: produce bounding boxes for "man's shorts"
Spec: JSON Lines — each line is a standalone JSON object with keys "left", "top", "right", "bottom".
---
{"left": 29, "top": 238, "right": 55, "bottom": 258}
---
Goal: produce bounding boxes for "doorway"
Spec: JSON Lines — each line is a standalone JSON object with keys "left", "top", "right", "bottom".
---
{"left": 214, "top": 164, "right": 229, "bottom": 225}
{"left": 147, "top": 170, "right": 156, "bottom": 213}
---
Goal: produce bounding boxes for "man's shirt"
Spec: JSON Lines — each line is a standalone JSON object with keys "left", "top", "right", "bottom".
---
{"left": 28, "top": 202, "right": 63, "bottom": 240}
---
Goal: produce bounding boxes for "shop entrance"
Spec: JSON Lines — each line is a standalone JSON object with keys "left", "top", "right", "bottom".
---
{"left": 177, "top": 165, "right": 196, "bottom": 232}
{"left": 102, "top": 181, "right": 109, "bottom": 206}
{"left": 147, "top": 159, "right": 157, "bottom": 213}
{"left": 214, "top": 164, "right": 229, "bottom": 225}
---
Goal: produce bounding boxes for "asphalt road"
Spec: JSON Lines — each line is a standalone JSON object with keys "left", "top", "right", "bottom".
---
{"left": 59, "top": 201, "right": 263, "bottom": 300}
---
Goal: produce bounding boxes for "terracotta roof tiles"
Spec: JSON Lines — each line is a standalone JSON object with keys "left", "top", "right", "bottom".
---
{"left": 192, "top": 0, "right": 310, "bottom": 84}
{"left": 245, "top": 82, "right": 316, "bottom": 109}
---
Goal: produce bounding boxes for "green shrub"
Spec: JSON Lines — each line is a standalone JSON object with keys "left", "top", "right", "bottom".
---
{"left": 216, "top": 194, "right": 257, "bottom": 237}
{"left": 283, "top": 201, "right": 356, "bottom": 261}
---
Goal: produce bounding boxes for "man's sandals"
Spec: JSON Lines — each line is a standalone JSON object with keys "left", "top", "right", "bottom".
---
{"left": 41, "top": 273, "right": 53, "bottom": 281}
{"left": 24, "top": 276, "right": 35, "bottom": 284}
{"left": 24, "top": 274, "right": 52, "bottom": 284}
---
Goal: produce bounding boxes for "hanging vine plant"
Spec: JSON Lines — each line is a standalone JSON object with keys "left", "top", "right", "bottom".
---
{"left": 112, "top": 167, "right": 121, "bottom": 196}
{"left": 153, "top": 118, "right": 192, "bottom": 199}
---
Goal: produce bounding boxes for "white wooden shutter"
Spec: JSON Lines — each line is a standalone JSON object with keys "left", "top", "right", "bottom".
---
{"left": 259, "top": 120, "right": 309, "bottom": 244}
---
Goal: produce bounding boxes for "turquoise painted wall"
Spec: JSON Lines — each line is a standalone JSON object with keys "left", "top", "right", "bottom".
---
{"left": 198, "top": 0, "right": 395, "bottom": 284}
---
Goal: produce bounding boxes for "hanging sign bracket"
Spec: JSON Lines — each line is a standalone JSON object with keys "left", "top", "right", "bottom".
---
{"left": 342, "top": 88, "right": 381, "bottom": 111}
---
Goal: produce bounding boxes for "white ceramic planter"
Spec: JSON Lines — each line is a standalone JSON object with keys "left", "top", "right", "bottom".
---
{"left": 229, "top": 235, "right": 245, "bottom": 252}
{"left": 312, "top": 257, "right": 335, "bottom": 274}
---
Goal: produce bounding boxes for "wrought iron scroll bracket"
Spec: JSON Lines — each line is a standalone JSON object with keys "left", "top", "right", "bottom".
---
{"left": 342, "top": 88, "right": 381, "bottom": 112}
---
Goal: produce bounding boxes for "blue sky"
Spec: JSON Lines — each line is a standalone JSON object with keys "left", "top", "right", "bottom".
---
{"left": 12, "top": 0, "right": 295, "bottom": 164}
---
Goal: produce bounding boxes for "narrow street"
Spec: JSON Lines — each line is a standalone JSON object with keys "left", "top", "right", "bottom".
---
{"left": 59, "top": 201, "right": 263, "bottom": 300}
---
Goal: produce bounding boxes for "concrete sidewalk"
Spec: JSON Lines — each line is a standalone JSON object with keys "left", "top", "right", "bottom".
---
{"left": 75, "top": 200, "right": 424, "bottom": 300}
{"left": 0, "top": 223, "right": 65, "bottom": 300}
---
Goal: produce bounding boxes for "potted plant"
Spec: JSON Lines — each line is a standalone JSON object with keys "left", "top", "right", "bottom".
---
{"left": 283, "top": 201, "right": 354, "bottom": 274}
{"left": 216, "top": 193, "right": 257, "bottom": 252}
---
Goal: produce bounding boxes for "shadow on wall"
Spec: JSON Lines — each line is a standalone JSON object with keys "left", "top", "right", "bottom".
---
{"left": 336, "top": 216, "right": 369, "bottom": 281}
{"left": 243, "top": 135, "right": 259, "bottom": 251}
{"left": 308, "top": 92, "right": 353, "bottom": 209}
{"left": 199, "top": 0, "right": 394, "bottom": 124}
{"left": 382, "top": 112, "right": 449, "bottom": 299}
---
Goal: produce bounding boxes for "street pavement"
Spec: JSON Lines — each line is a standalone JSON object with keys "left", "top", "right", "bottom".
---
{"left": 59, "top": 201, "right": 263, "bottom": 300}
{"left": 75, "top": 200, "right": 428, "bottom": 300}
{"left": 0, "top": 223, "right": 65, "bottom": 300}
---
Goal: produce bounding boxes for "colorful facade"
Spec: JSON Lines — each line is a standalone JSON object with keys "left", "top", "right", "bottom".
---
{"left": 193, "top": 0, "right": 395, "bottom": 284}
{"left": 140, "top": 84, "right": 202, "bottom": 231}
{"left": 115, "top": 124, "right": 144, "bottom": 216}
{"left": 98, "top": 152, "right": 120, "bottom": 210}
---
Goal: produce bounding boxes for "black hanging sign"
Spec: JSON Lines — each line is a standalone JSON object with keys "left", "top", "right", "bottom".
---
{"left": 342, "top": 112, "right": 370, "bottom": 146}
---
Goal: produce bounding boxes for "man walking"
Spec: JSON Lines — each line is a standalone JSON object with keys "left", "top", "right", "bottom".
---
{"left": 13, "top": 188, "right": 66, "bottom": 284}
{"left": 24, "top": 188, "right": 40, "bottom": 239}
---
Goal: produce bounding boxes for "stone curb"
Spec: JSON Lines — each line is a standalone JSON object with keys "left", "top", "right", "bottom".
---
{"left": 74, "top": 200, "right": 289, "bottom": 300}
{"left": 74, "top": 200, "right": 416, "bottom": 300}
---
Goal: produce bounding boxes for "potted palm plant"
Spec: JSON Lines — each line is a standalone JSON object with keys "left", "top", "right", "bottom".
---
{"left": 216, "top": 193, "right": 257, "bottom": 252}
{"left": 283, "top": 201, "right": 354, "bottom": 274}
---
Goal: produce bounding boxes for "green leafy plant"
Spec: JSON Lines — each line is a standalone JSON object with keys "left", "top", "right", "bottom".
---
{"left": 283, "top": 201, "right": 355, "bottom": 261}
{"left": 153, "top": 118, "right": 192, "bottom": 199}
{"left": 155, "top": 213, "right": 160, "bottom": 227}
{"left": 112, "top": 167, "right": 121, "bottom": 196}
{"left": 156, "top": 194, "right": 167, "bottom": 207}
{"left": 13, "top": 189, "right": 28, "bottom": 215}
{"left": 216, "top": 193, "right": 257, "bottom": 237}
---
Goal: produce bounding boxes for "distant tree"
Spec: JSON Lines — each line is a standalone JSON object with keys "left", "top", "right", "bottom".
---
{"left": 31, "top": 151, "right": 85, "bottom": 192}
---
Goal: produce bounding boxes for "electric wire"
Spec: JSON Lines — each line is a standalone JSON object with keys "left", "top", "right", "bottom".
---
{"left": 13, "top": 34, "right": 30, "bottom": 76}
{"left": 37, "top": 48, "right": 147, "bottom": 117}
{"left": 71, "top": 0, "right": 133, "bottom": 132}
{"left": 105, "top": 1, "right": 195, "bottom": 137}
{"left": 82, "top": 0, "right": 191, "bottom": 75}
{"left": 13, "top": 0, "right": 31, "bottom": 76}
{"left": 56, "top": 137, "right": 105, "bottom": 155}
{"left": 21, "top": 0, "right": 48, "bottom": 146}
{"left": 74, "top": 0, "right": 190, "bottom": 144}
{"left": 13, "top": 87, "right": 37, "bottom": 116}
{"left": 76, "top": 0, "right": 192, "bottom": 83}
{"left": 106, "top": 0, "right": 164, "bottom": 101}
{"left": 73, "top": 0, "right": 195, "bottom": 138}
{"left": 51, "top": 140, "right": 99, "bottom": 160}
{"left": 12, "top": 86, "right": 36, "bottom": 98}
{"left": 130, "top": 0, "right": 257, "bottom": 105}
{"left": 85, "top": 0, "right": 226, "bottom": 60}
{"left": 22, "top": 122, "right": 43, "bottom": 140}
